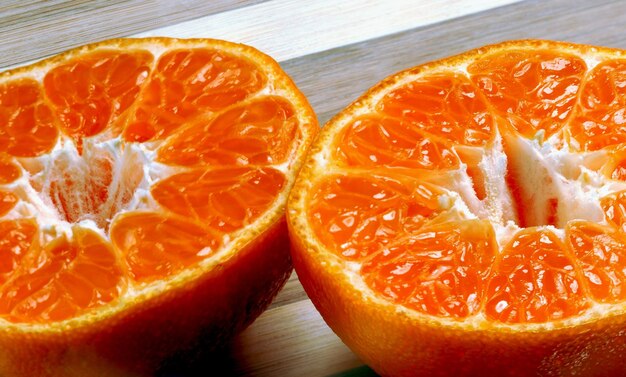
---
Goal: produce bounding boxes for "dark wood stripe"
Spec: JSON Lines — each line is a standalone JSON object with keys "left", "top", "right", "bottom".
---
{"left": 4, "top": 1, "right": 626, "bottom": 376}
{"left": 269, "top": 0, "right": 626, "bottom": 313}
{"left": 329, "top": 365, "right": 378, "bottom": 377}
{"left": 0, "top": 0, "right": 267, "bottom": 68}
{"left": 281, "top": 0, "right": 626, "bottom": 126}
{"left": 269, "top": 272, "right": 309, "bottom": 309}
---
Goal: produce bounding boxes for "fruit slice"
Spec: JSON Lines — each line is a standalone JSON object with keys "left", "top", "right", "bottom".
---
{"left": 288, "top": 40, "right": 626, "bottom": 376}
{"left": 0, "top": 38, "right": 316, "bottom": 377}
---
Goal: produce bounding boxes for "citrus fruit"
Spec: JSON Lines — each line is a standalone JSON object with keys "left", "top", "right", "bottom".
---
{"left": 288, "top": 40, "right": 626, "bottom": 376}
{"left": 0, "top": 37, "right": 316, "bottom": 376}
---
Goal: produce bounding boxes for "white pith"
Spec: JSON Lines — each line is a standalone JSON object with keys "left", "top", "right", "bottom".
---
{"left": 0, "top": 38, "right": 315, "bottom": 328}
{"left": 8, "top": 136, "right": 164, "bottom": 238}
{"left": 3, "top": 50, "right": 301, "bottom": 236}
{"left": 295, "top": 43, "right": 626, "bottom": 329}
{"left": 314, "top": 124, "right": 626, "bottom": 255}
{"left": 450, "top": 129, "right": 625, "bottom": 246}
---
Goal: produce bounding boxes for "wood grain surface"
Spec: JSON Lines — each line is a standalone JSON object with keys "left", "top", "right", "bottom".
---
{"left": 282, "top": 0, "right": 626, "bottom": 126}
{"left": 0, "top": 0, "right": 265, "bottom": 68}
{"left": 2, "top": 1, "right": 626, "bottom": 376}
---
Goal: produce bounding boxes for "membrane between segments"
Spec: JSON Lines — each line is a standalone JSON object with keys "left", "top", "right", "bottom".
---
{"left": 309, "top": 47, "right": 626, "bottom": 323}
{"left": 0, "top": 44, "right": 300, "bottom": 322}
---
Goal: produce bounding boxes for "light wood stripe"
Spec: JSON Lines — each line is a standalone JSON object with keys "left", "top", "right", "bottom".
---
{"left": 281, "top": 0, "right": 626, "bottom": 126}
{"left": 1, "top": 0, "right": 521, "bottom": 70}
{"left": 4, "top": 1, "right": 626, "bottom": 376}
{"left": 0, "top": 0, "right": 266, "bottom": 68}
{"left": 269, "top": 272, "right": 309, "bottom": 309}
{"left": 231, "top": 300, "right": 363, "bottom": 376}
{"left": 133, "top": 0, "right": 521, "bottom": 62}
{"left": 157, "top": 299, "right": 364, "bottom": 376}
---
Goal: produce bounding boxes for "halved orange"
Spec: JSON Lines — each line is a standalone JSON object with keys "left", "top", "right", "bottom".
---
{"left": 0, "top": 38, "right": 316, "bottom": 376}
{"left": 288, "top": 40, "right": 626, "bottom": 376}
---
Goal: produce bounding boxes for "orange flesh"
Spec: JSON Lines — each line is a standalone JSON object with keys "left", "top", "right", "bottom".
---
{"left": 308, "top": 175, "right": 443, "bottom": 260}
{"left": 334, "top": 115, "right": 459, "bottom": 170}
{"left": 44, "top": 50, "right": 153, "bottom": 144}
{"left": 0, "top": 45, "right": 299, "bottom": 323}
{"left": 468, "top": 51, "right": 586, "bottom": 139}
{"left": 157, "top": 96, "right": 298, "bottom": 166}
{"left": 377, "top": 74, "right": 495, "bottom": 147}
{"left": 123, "top": 49, "right": 266, "bottom": 142}
{"left": 0, "top": 157, "right": 21, "bottom": 183}
{"left": 485, "top": 229, "right": 588, "bottom": 323}
{"left": 611, "top": 158, "right": 626, "bottom": 180}
{"left": 570, "top": 60, "right": 626, "bottom": 151}
{"left": 0, "top": 220, "right": 37, "bottom": 285}
{"left": 151, "top": 167, "right": 285, "bottom": 233}
{"left": 0, "top": 190, "right": 17, "bottom": 216}
{"left": 566, "top": 221, "right": 626, "bottom": 302}
{"left": 361, "top": 220, "right": 496, "bottom": 318}
{"left": 0, "top": 227, "right": 124, "bottom": 323}
{"left": 110, "top": 212, "right": 221, "bottom": 283}
{"left": 308, "top": 47, "right": 626, "bottom": 324}
{"left": 600, "top": 190, "right": 626, "bottom": 232}
{"left": 0, "top": 80, "right": 59, "bottom": 157}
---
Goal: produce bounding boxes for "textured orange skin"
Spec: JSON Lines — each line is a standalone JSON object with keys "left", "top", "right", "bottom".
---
{"left": 287, "top": 40, "right": 626, "bottom": 377}
{"left": 0, "top": 218, "right": 291, "bottom": 377}
{"left": 290, "top": 228, "right": 626, "bottom": 377}
{"left": 0, "top": 37, "right": 318, "bottom": 377}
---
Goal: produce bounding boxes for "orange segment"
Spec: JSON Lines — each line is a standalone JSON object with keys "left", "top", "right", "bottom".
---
{"left": 0, "top": 79, "right": 59, "bottom": 157}
{"left": 288, "top": 40, "right": 626, "bottom": 377}
{"left": 569, "top": 60, "right": 626, "bottom": 151}
{"left": 0, "top": 36, "right": 317, "bottom": 376}
{"left": 333, "top": 115, "right": 459, "bottom": 169}
{"left": 610, "top": 158, "right": 626, "bottom": 180}
{"left": 485, "top": 229, "right": 588, "bottom": 323}
{"left": 377, "top": 74, "right": 495, "bottom": 147}
{"left": 600, "top": 190, "right": 626, "bottom": 232}
{"left": 44, "top": 50, "right": 153, "bottom": 141}
{"left": 151, "top": 167, "right": 285, "bottom": 233}
{"left": 123, "top": 48, "right": 266, "bottom": 142}
{"left": 308, "top": 175, "right": 444, "bottom": 260}
{"left": 0, "top": 190, "right": 17, "bottom": 216}
{"left": 566, "top": 221, "right": 626, "bottom": 302}
{"left": 469, "top": 50, "right": 586, "bottom": 139}
{"left": 0, "top": 219, "right": 37, "bottom": 285}
{"left": 607, "top": 153, "right": 626, "bottom": 181}
{"left": 0, "top": 226, "right": 124, "bottom": 323}
{"left": 0, "top": 156, "right": 21, "bottom": 184}
{"left": 110, "top": 212, "right": 221, "bottom": 283}
{"left": 157, "top": 96, "right": 299, "bottom": 166}
{"left": 362, "top": 220, "right": 496, "bottom": 319}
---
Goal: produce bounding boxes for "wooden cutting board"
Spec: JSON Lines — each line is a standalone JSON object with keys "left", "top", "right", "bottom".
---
{"left": 2, "top": 1, "right": 626, "bottom": 375}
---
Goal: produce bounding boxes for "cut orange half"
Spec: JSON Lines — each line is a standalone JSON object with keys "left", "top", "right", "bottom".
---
{"left": 288, "top": 40, "right": 626, "bottom": 376}
{"left": 0, "top": 38, "right": 316, "bottom": 376}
